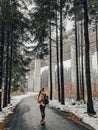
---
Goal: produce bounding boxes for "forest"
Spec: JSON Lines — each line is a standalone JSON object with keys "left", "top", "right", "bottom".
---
{"left": 0, "top": 0, "right": 98, "bottom": 118}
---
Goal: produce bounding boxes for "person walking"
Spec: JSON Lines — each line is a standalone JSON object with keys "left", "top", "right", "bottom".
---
{"left": 37, "top": 88, "right": 48, "bottom": 125}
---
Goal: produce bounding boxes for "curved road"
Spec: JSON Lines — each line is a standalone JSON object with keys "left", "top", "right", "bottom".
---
{"left": 4, "top": 96, "right": 90, "bottom": 130}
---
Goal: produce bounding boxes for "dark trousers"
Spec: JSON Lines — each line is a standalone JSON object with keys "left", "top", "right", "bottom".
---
{"left": 40, "top": 104, "right": 46, "bottom": 119}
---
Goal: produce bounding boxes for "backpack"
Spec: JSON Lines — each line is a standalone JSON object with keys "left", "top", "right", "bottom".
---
{"left": 43, "top": 95, "right": 49, "bottom": 105}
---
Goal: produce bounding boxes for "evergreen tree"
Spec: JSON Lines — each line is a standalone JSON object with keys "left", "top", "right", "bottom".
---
{"left": 55, "top": 5, "right": 61, "bottom": 102}
{"left": 60, "top": 0, "right": 65, "bottom": 104}
{"left": 0, "top": 0, "right": 5, "bottom": 111}
{"left": 82, "top": 0, "right": 96, "bottom": 114}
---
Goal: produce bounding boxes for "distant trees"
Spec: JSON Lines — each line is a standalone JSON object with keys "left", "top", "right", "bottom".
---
{"left": 88, "top": 0, "right": 98, "bottom": 68}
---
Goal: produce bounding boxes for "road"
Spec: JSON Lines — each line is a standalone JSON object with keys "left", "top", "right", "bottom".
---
{"left": 3, "top": 96, "right": 91, "bottom": 130}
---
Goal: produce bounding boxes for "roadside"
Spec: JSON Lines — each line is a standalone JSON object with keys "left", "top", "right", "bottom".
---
{"left": 49, "top": 99, "right": 98, "bottom": 130}
{"left": 50, "top": 107, "right": 95, "bottom": 130}
{"left": 0, "top": 92, "right": 36, "bottom": 130}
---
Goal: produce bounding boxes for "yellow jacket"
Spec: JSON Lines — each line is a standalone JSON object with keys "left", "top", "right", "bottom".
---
{"left": 38, "top": 92, "right": 46, "bottom": 104}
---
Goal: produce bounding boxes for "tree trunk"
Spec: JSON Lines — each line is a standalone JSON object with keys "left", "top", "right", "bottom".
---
{"left": 60, "top": 0, "right": 65, "bottom": 105}
{"left": 3, "top": 27, "right": 10, "bottom": 107}
{"left": 81, "top": 20, "right": 84, "bottom": 100}
{"left": 77, "top": 22, "right": 81, "bottom": 100}
{"left": 95, "top": 13, "right": 98, "bottom": 69}
{"left": 74, "top": 13, "right": 80, "bottom": 101}
{"left": 83, "top": 0, "right": 95, "bottom": 114}
{"left": 0, "top": 24, "right": 5, "bottom": 111}
{"left": 8, "top": 32, "right": 13, "bottom": 104}
{"left": 56, "top": 9, "right": 61, "bottom": 102}
{"left": 49, "top": 22, "right": 52, "bottom": 100}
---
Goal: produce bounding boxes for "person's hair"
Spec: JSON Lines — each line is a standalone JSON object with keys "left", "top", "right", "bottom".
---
{"left": 41, "top": 88, "right": 44, "bottom": 92}
{"left": 38, "top": 88, "right": 44, "bottom": 99}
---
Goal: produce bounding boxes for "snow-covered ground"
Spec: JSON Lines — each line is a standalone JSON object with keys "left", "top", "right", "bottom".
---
{"left": 0, "top": 92, "right": 98, "bottom": 130}
{"left": 0, "top": 92, "right": 38, "bottom": 123}
{"left": 49, "top": 98, "right": 98, "bottom": 130}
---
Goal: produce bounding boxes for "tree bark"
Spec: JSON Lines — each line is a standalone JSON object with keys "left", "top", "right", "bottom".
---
{"left": 0, "top": 23, "right": 5, "bottom": 111}
{"left": 3, "top": 27, "right": 10, "bottom": 107}
{"left": 49, "top": 22, "right": 52, "bottom": 100}
{"left": 95, "top": 13, "right": 98, "bottom": 69}
{"left": 8, "top": 32, "right": 13, "bottom": 104}
{"left": 56, "top": 9, "right": 61, "bottom": 102}
{"left": 81, "top": 20, "right": 84, "bottom": 100}
{"left": 60, "top": 0, "right": 65, "bottom": 105}
{"left": 74, "top": 13, "right": 80, "bottom": 101}
{"left": 77, "top": 22, "right": 81, "bottom": 100}
{"left": 83, "top": 0, "right": 95, "bottom": 114}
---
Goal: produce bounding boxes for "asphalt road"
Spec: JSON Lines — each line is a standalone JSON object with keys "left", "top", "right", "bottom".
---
{"left": 3, "top": 96, "right": 90, "bottom": 130}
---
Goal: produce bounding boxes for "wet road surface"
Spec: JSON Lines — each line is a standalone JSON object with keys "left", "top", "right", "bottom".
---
{"left": 3, "top": 96, "right": 90, "bottom": 130}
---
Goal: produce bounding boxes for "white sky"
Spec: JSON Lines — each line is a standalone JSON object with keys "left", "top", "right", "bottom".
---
{"left": 0, "top": 92, "right": 98, "bottom": 130}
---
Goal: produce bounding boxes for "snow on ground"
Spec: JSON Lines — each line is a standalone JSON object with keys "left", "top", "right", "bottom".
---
{"left": 49, "top": 98, "right": 98, "bottom": 130}
{"left": 0, "top": 92, "right": 98, "bottom": 130}
{"left": 0, "top": 92, "right": 38, "bottom": 123}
